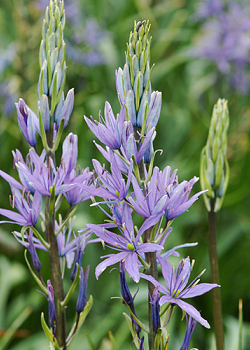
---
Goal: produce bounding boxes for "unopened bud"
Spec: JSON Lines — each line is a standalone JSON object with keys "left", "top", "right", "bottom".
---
{"left": 200, "top": 99, "right": 230, "bottom": 212}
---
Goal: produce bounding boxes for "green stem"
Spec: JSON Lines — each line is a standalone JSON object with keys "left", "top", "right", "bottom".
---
{"left": 144, "top": 227, "right": 158, "bottom": 350}
{"left": 45, "top": 130, "right": 67, "bottom": 349}
{"left": 208, "top": 200, "right": 224, "bottom": 350}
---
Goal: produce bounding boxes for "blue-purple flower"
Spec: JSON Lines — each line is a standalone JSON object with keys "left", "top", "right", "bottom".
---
{"left": 54, "top": 89, "right": 74, "bottom": 130}
{"left": 192, "top": 0, "right": 250, "bottom": 94}
{"left": 76, "top": 265, "right": 90, "bottom": 313}
{"left": 16, "top": 99, "right": 40, "bottom": 147}
{"left": 150, "top": 288, "right": 160, "bottom": 333}
{"left": 47, "top": 280, "right": 56, "bottom": 332}
{"left": 120, "top": 261, "right": 141, "bottom": 335}
{"left": 0, "top": 186, "right": 42, "bottom": 226}
{"left": 194, "top": 0, "right": 223, "bottom": 20}
{"left": 85, "top": 103, "right": 125, "bottom": 149}
{"left": 3, "top": 138, "right": 92, "bottom": 198}
{"left": 121, "top": 122, "right": 156, "bottom": 165}
{"left": 70, "top": 229, "right": 101, "bottom": 280}
{"left": 129, "top": 166, "right": 204, "bottom": 222}
{"left": 179, "top": 314, "right": 196, "bottom": 350}
{"left": 81, "top": 151, "right": 133, "bottom": 204}
{"left": 87, "top": 202, "right": 162, "bottom": 282}
{"left": 140, "top": 257, "right": 219, "bottom": 327}
{"left": 26, "top": 229, "right": 42, "bottom": 271}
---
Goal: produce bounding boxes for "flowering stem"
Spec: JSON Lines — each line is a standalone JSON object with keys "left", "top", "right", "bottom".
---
{"left": 45, "top": 131, "right": 66, "bottom": 349}
{"left": 45, "top": 196, "right": 66, "bottom": 349}
{"left": 144, "top": 227, "right": 158, "bottom": 350}
{"left": 208, "top": 200, "right": 224, "bottom": 350}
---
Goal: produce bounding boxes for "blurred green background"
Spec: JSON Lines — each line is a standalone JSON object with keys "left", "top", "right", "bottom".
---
{"left": 0, "top": 0, "right": 250, "bottom": 349}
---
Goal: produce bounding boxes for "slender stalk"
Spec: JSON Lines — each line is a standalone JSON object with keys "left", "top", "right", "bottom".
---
{"left": 45, "top": 130, "right": 67, "bottom": 349}
{"left": 144, "top": 228, "right": 158, "bottom": 350}
{"left": 208, "top": 199, "right": 224, "bottom": 350}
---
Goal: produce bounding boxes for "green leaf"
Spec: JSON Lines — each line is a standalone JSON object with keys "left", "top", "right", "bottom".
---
{"left": 154, "top": 328, "right": 162, "bottom": 350}
{"left": 108, "top": 331, "right": 117, "bottom": 350}
{"left": 21, "top": 225, "right": 49, "bottom": 250}
{"left": 132, "top": 155, "right": 141, "bottom": 186}
{"left": 55, "top": 203, "right": 81, "bottom": 237}
{"left": 41, "top": 312, "right": 61, "bottom": 350}
{"left": 66, "top": 295, "right": 93, "bottom": 347}
{"left": 51, "top": 117, "right": 65, "bottom": 153}
{"left": 50, "top": 70, "right": 58, "bottom": 115}
{"left": 61, "top": 263, "right": 80, "bottom": 307}
{"left": 0, "top": 306, "right": 32, "bottom": 350}
{"left": 122, "top": 300, "right": 149, "bottom": 333}
{"left": 56, "top": 65, "right": 67, "bottom": 105}
{"left": 49, "top": 184, "right": 56, "bottom": 217}
{"left": 123, "top": 313, "right": 140, "bottom": 349}
{"left": 146, "top": 149, "right": 162, "bottom": 183}
{"left": 24, "top": 250, "right": 48, "bottom": 295}
{"left": 39, "top": 106, "right": 49, "bottom": 152}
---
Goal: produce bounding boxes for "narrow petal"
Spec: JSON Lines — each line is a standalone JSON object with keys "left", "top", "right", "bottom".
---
{"left": 95, "top": 251, "right": 128, "bottom": 279}
{"left": 139, "top": 273, "right": 168, "bottom": 294}
{"left": 175, "top": 299, "right": 210, "bottom": 328}
{"left": 124, "top": 252, "right": 140, "bottom": 283}
{"left": 181, "top": 283, "right": 219, "bottom": 299}
{"left": 0, "top": 209, "right": 28, "bottom": 225}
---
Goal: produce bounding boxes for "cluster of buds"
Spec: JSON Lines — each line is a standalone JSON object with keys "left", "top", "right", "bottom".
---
{"left": 200, "top": 98, "right": 230, "bottom": 212}
{"left": 16, "top": 0, "right": 74, "bottom": 151}
{"left": 116, "top": 21, "right": 162, "bottom": 164}
{"left": 39, "top": 0, "right": 74, "bottom": 129}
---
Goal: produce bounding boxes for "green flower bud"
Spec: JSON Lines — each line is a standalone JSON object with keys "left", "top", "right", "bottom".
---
{"left": 116, "top": 21, "right": 153, "bottom": 129}
{"left": 200, "top": 99, "right": 230, "bottom": 212}
{"left": 115, "top": 21, "right": 162, "bottom": 166}
{"left": 38, "top": 0, "right": 74, "bottom": 138}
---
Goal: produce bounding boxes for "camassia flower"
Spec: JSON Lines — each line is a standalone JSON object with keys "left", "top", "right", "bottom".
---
{"left": 140, "top": 257, "right": 219, "bottom": 327}
{"left": 84, "top": 102, "right": 125, "bottom": 149}
{"left": 121, "top": 122, "right": 156, "bottom": 165}
{"left": 81, "top": 151, "right": 133, "bottom": 204}
{"left": 128, "top": 166, "right": 205, "bottom": 222}
{"left": 16, "top": 98, "right": 40, "bottom": 147}
{"left": 87, "top": 202, "right": 162, "bottom": 282}
{"left": 0, "top": 135, "right": 92, "bottom": 198}
{"left": 0, "top": 186, "right": 42, "bottom": 226}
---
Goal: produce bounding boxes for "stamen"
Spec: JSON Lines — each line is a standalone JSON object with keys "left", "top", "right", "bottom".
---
{"left": 156, "top": 179, "right": 160, "bottom": 191}
{"left": 102, "top": 163, "right": 105, "bottom": 175}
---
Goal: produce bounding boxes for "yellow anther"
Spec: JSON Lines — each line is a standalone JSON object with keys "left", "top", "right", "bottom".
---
{"left": 127, "top": 243, "right": 135, "bottom": 251}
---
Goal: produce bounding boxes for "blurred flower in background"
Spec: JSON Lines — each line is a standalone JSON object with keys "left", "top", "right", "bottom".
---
{"left": 192, "top": 0, "right": 250, "bottom": 94}
{"left": 0, "top": 43, "right": 18, "bottom": 116}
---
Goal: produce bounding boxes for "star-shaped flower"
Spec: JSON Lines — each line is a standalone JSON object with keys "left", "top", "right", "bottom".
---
{"left": 140, "top": 257, "right": 219, "bottom": 327}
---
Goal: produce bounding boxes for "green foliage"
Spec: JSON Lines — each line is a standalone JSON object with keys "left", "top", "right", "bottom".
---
{"left": 1, "top": 0, "right": 250, "bottom": 349}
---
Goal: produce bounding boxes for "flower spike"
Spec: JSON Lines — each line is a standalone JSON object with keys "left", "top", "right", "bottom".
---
{"left": 200, "top": 98, "right": 230, "bottom": 212}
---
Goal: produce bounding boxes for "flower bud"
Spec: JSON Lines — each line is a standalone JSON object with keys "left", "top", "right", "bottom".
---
{"left": 27, "top": 229, "right": 42, "bottom": 271}
{"left": 38, "top": 0, "right": 73, "bottom": 133}
{"left": 62, "top": 132, "right": 78, "bottom": 174}
{"left": 200, "top": 99, "right": 230, "bottom": 212}
{"left": 38, "top": 94, "right": 50, "bottom": 132}
{"left": 47, "top": 280, "right": 56, "bottom": 332}
{"left": 117, "top": 21, "right": 153, "bottom": 130}
{"left": 119, "top": 262, "right": 141, "bottom": 335}
{"left": 16, "top": 99, "right": 39, "bottom": 147}
{"left": 76, "top": 266, "right": 90, "bottom": 313}
{"left": 151, "top": 288, "right": 160, "bottom": 333}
